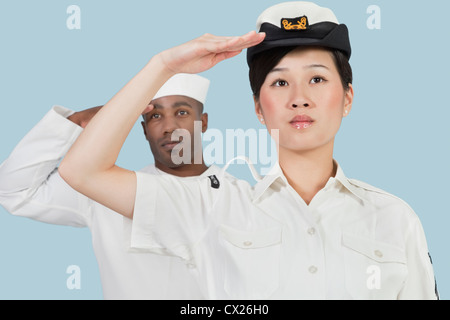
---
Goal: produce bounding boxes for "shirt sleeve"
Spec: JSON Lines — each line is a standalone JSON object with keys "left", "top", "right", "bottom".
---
{"left": 0, "top": 106, "right": 92, "bottom": 227}
{"left": 398, "top": 213, "right": 438, "bottom": 300}
{"left": 126, "top": 171, "right": 215, "bottom": 262}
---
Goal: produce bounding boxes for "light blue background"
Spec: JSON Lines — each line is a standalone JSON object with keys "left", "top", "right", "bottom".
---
{"left": 0, "top": 0, "right": 448, "bottom": 299}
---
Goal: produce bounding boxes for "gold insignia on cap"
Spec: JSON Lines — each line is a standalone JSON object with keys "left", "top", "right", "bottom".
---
{"left": 281, "top": 16, "right": 309, "bottom": 31}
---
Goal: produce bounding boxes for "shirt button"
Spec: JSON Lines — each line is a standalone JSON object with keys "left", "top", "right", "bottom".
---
{"left": 243, "top": 241, "right": 253, "bottom": 247}
{"left": 374, "top": 250, "right": 383, "bottom": 258}
{"left": 308, "top": 265, "right": 318, "bottom": 274}
{"left": 307, "top": 227, "right": 316, "bottom": 235}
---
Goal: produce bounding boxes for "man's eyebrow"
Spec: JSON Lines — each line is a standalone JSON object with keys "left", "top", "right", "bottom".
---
{"left": 172, "top": 101, "right": 193, "bottom": 109}
{"left": 152, "top": 101, "right": 193, "bottom": 110}
{"left": 151, "top": 103, "right": 163, "bottom": 110}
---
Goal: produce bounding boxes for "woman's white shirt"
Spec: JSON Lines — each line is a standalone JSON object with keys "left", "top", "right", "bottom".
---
{"left": 129, "top": 162, "right": 438, "bottom": 300}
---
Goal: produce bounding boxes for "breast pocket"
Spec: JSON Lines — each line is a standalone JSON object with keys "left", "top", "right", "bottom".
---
{"left": 342, "top": 233, "right": 408, "bottom": 299}
{"left": 219, "top": 224, "right": 282, "bottom": 299}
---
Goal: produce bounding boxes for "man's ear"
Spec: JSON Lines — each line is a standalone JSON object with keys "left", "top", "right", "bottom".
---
{"left": 141, "top": 121, "right": 149, "bottom": 141}
{"left": 201, "top": 113, "right": 208, "bottom": 133}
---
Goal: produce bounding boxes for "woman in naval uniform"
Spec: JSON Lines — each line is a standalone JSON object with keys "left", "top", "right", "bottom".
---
{"left": 59, "top": 1, "right": 437, "bottom": 300}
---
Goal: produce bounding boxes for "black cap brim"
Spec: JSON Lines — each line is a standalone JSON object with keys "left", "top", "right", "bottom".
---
{"left": 247, "top": 22, "right": 351, "bottom": 66}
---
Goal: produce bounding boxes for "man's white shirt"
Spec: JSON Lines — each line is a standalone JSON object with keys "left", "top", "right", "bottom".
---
{"left": 0, "top": 106, "right": 207, "bottom": 300}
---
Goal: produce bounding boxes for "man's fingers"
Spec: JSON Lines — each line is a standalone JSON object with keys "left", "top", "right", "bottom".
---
{"left": 141, "top": 104, "right": 154, "bottom": 115}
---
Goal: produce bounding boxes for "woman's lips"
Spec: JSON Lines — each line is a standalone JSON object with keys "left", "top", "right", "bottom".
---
{"left": 290, "top": 115, "right": 314, "bottom": 130}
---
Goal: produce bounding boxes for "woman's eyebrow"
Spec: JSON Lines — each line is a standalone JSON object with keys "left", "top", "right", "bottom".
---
{"left": 269, "top": 64, "right": 330, "bottom": 74}
{"left": 268, "top": 67, "right": 288, "bottom": 74}
{"left": 305, "top": 64, "right": 329, "bottom": 70}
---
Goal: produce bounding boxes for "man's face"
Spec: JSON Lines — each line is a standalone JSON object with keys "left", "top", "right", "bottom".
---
{"left": 141, "top": 95, "right": 208, "bottom": 169}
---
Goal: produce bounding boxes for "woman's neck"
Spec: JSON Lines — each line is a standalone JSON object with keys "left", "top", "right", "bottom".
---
{"left": 279, "top": 144, "right": 336, "bottom": 205}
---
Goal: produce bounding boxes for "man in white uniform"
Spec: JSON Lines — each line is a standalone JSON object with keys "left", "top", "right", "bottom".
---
{"left": 0, "top": 73, "right": 215, "bottom": 299}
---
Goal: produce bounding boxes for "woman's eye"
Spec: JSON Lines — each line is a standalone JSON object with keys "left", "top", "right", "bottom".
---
{"left": 272, "top": 79, "right": 288, "bottom": 87}
{"left": 310, "top": 77, "right": 325, "bottom": 84}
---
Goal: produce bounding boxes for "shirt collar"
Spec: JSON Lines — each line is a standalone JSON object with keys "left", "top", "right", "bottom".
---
{"left": 333, "top": 163, "right": 368, "bottom": 203}
{"left": 253, "top": 160, "right": 368, "bottom": 204}
{"left": 252, "top": 162, "right": 287, "bottom": 202}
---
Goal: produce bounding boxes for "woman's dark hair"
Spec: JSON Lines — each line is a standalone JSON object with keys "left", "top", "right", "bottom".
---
{"left": 249, "top": 46, "right": 353, "bottom": 101}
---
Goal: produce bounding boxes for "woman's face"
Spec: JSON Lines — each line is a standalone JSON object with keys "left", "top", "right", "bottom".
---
{"left": 255, "top": 47, "right": 353, "bottom": 155}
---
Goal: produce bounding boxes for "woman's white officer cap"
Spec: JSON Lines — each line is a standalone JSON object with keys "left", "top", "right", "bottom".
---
{"left": 153, "top": 73, "right": 210, "bottom": 104}
{"left": 247, "top": 1, "right": 351, "bottom": 65}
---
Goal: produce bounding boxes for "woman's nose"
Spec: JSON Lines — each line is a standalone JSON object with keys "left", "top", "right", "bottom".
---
{"left": 292, "top": 103, "right": 310, "bottom": 108}
{"left": 289, "top": 85, "right": 313, "bottom": 109}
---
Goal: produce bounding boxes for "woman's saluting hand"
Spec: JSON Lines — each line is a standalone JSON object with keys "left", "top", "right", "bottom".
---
{"left": 59, "top": 31, "right": 265, "bottom": 219}
{"left": 157, "top": 31, "right": 265, "bottom": 75}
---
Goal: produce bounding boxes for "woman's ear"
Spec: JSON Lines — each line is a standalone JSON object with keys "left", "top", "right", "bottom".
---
{"left": 253, "top": 95, "right": 265, "bottom": 124}
{"left": 343, "top": 83, "right": 354, "bottom": 117}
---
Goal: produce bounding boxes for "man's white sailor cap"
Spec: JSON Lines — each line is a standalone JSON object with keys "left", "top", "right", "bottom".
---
{"left": 153, "top": 73, "right": 210, "bottom": 104}
{"left": 247, "top": 1, "right": 351, "bottom": 65}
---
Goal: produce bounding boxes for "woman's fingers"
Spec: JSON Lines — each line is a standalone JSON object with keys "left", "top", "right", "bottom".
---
{"left": 209, "top": 50, "right": 243, "bottom": 67}
{"left": 158, "top": 31, "right": 266, "bottom": 75}
{"left": 204, "top": 31, "right": 265, "bottom": 54}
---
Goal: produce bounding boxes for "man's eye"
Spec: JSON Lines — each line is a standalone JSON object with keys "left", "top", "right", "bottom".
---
{"left": 272, "top": 79, "right": 288, "bottom": 87}
{"left": 150, "top": 113, "right": 161, "bottom": 119}
{"left": 178, "top": 110, "right": 188, "bottom": 116}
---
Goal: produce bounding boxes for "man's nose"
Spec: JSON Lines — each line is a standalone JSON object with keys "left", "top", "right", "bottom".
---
{"left": 162, "top": 117, "right": 179, "bottom": 135}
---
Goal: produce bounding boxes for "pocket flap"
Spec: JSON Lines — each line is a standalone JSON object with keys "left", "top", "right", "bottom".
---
{"left": 220, "top": 225, "right": 282, "bottom": 249}
{"left": 342, "top": 233, "right": 406, "bottom": 264}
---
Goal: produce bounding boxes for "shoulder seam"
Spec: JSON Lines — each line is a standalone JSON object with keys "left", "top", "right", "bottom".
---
{"left": 348, "top": 178, "right": 415, "bottom": 212}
